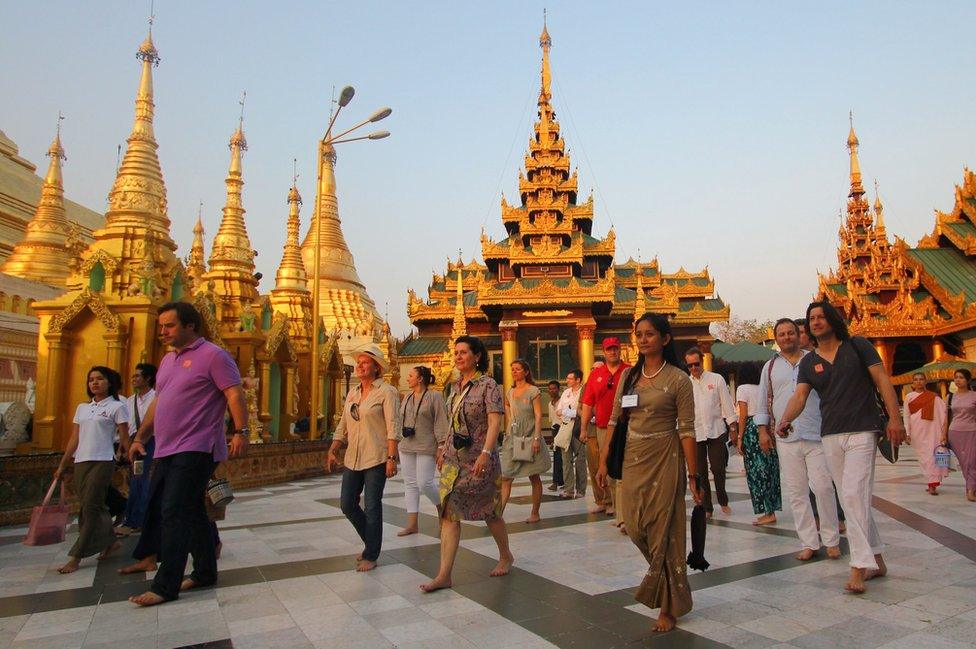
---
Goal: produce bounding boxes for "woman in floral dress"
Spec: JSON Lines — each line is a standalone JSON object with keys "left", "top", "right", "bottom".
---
{"left": 420, "top": 335, "right": 514, "bottom": 592}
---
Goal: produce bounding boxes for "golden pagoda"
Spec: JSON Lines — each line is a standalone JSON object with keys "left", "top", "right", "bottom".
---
{"left": 185, "top": 207, "right": 207, "bottom": 290}
{"left": 30, "top": 30, "right": 186, "bottom": 451}
{"left": 818, "top": 119, "right": 976, "bottom": 376}
{"left": 401, "top": 23, "right": 729, "bottom": 393}
{"left": 300, "top": 142, "right": 381, "bottom": 340}
{"left": 1, "top": 126, "right": 86, "bottom": 285}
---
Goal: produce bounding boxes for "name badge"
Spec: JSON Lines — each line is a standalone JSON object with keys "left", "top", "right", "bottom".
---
{"left": 621, "top": 394, "right": 638, "bottom": 409}
{"left": 814, "top": 363, "right": 824, "bottom": 373}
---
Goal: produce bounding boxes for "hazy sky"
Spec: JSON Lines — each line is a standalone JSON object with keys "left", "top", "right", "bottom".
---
{"left": 2, "top": 1, "right": 974, "bottom": 336}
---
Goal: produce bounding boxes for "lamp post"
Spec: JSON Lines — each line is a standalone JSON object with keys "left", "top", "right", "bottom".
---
{"left": 309, "top": 86, "right": 390, "bottom": 440}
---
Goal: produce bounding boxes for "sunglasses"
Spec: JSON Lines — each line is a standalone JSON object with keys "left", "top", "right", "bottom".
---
{"left": 686, "top": 361, "right": 702, "bottom": 368}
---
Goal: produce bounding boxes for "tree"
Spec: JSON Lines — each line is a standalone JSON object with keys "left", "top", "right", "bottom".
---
{"left": 710, "top": 316, "right": 775, "bottom": 344}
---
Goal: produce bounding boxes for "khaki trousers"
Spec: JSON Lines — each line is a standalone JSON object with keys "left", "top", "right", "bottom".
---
{"left": 69, "top": 461, "right": 116, "bottom": 559}
{"left": 589, "top": 427, "right": 615, "bottom": 509}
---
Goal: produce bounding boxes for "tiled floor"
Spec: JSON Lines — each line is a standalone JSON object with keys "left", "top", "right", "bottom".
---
{"left": 1, "top": 445, "right": 975, "bottom": 648}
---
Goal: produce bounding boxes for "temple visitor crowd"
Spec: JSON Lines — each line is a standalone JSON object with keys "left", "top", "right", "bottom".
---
{"left": 47, "top": 300, "right": 976, "bottom": 634}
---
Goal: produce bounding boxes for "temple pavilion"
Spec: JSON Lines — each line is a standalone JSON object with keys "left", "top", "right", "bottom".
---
{"left": 818, "top": 120, "right": 976, "bottom": 379}
{"left": 399, "top": 23, "right": 730, "bottom": 393}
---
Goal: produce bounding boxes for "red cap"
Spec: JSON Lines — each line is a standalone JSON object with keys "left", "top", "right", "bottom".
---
{"left": 602, "top": 337, "right": 621, "bottom": 350}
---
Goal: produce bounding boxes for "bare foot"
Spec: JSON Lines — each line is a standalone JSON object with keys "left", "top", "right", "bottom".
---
{"left": 653, "top": 611, "right": 676, "bottom": 632}
{"left": 826, "top": 546, "right": 841, "bottom": 560}
{"left": 752, "top": 514, "right": 777, "bottom": 526}
{"left": 355, "top": 553, "right": 364, "bottom": 563}
{"left": 720, "top": 505, "right": 732, "bottom": 514}
{"left": 796, "top": 548, "right": 815, "bottom": 561}
{"left": 967, "top": 489, "right": 976, "bottom": 502}
{"left": 357, "top": 560, "right": 377, "bottom": 572}
{"left": 490, "top": 553, "right": 514, "bottom": 577}
{"left": 129, "top": 591, "right": 168, "bottom": 607}
{"left": 839, "top": 521, "right": 847, "bottom": 534}
{"left": 419, "top": 576, "right": 453, "bottom": 593}
{"left": 866, "top": 555, "right": 887, "bottom": 580}
{"left": 119, "top": 557, "right": 157, "bottom": 574}
{"left": 397, "top": 527, "right": 419, "bottom": 537}
{"left": 114, "top": 526, "right": 135, "bottom": 537}
{"left": 57, "top": 559, "right": 80, "bottom": 574}
{"left": 619, "top": 524, "right": 628, "bottom": 535}
{"left": 97, "top": 541, "right": 121, "bottom": 561}
{"left": 605, "top": 508, "right": 615, "bottom": 517}
{"left": 590, "top": 506, "right": 606, "bottom": 514}
{"left": 705, "top": 511, "right": 713, "bottom": 520}
{"left": 180, "top": 578, "right": 199, "bottom": 592}
{"left": 844, "top": 567, "right": 867, "bottom": 594}
{"left": 524, "top": 515, "right": 541, "bottom": 523}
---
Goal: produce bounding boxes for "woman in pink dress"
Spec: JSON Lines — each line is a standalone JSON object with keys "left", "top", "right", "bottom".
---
{"left": 902, "top": 372, "right": 948, "bottom": 495}
{"left": 945, "top": 369, "right": 976, "bottom": 502}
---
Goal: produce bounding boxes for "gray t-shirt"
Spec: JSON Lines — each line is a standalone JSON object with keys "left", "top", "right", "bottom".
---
{"left": 797, "top": 336, "right": 883, "bottom": 437}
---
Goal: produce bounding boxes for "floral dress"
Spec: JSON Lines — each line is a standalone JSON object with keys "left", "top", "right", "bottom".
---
{"left": 439, "top": 374, "right": 506, "bottom": 521}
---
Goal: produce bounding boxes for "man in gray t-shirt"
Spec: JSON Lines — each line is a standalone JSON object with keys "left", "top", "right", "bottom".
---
{"left": 778, "top": 302, "right": 904, "bottom": 596}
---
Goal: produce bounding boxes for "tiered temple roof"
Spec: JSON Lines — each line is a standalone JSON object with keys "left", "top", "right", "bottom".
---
{"left": 818, "top": 122, "right": 976, "bottom": 343}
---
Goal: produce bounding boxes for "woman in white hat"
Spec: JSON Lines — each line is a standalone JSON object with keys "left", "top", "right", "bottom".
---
{"left": 326, "top": 344, "right": 401, "bottom": 572}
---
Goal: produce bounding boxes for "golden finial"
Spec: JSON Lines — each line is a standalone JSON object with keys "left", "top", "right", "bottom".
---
{"left": 847, "top": 110, "right": 859, "bottom": 148}
{"left": 49, "top": 112, "right": 66, "bottom": 163}
{"left": 846, "top": 112, "right": 863, "bottom": 198}
{"left": 873, "top": 179, "right": 885, "bottom": 229}
{"left": 230, "top": 91, "right": 248, "bottom": 151}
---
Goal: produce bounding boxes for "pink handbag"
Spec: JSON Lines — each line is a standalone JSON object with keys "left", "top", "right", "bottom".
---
{"left": 23, "top": 479, "right": 70, "bottom": 546}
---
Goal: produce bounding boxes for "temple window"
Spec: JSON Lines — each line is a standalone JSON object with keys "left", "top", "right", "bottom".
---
{"left": 261, "top": 302, "right": 273, "bottom": 330}
{"left": 89, "top": 262, "right": 105, "bottom": 292}
{"left": 170, "top": 273, "right": 184, "bottom": 301}
{"left": 526, "top": 335, "right": 572, "bottom": 381}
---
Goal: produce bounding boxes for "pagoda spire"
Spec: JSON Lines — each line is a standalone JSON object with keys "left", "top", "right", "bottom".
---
{"left": 847, "top": 111, "right": 864, "bottom": 200}
{"left": 1, "top": 118, "right": 77, "bottom": 285}
{"left": 450, "top": 253, "right": 467, "bottom": 340}
{"left": 204, "top": 110, "right": 258, "bottom": 317}
{"left": 540, "top": 11, "right": 552, "bottom": 103}
{"left": 274, "top": 179, "right": 308, "bottom": 292}
{"left": 185, "top": 203, "right": 207, "bottom": 290}
{"left": 873, "top": 179, "right": 886, "bottom": 230}
{"left": 100, "top": 29, "right": 176, "bottom": 249}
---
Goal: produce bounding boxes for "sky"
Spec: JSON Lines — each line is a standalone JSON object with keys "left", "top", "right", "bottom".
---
{"left": 2, "top": 1, "right": 974, "bottom": 337}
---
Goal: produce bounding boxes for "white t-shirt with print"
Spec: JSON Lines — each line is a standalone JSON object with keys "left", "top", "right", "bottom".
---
{"left": 72, "top": 398, "right": 129, "bottom": 463}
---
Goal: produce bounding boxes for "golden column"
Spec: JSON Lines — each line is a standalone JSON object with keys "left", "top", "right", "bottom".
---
{"left": 698, "top": 339, "right": 714, "bottom": 372}
{"left": 576, "top": 321, "right": 596, "bottom": 380}
{"left": 499, "top": 320, "right": 519, "bottom": 395}
{"left": 307, "top": 86, "right": 391, "bottom": 440}
{"left": 932, "top": 339, "right": 945, "bottom": 361}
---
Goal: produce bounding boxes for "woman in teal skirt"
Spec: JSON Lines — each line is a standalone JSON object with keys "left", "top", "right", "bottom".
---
{"left": 735, "top": 363, "right": 781, "bottom": 525}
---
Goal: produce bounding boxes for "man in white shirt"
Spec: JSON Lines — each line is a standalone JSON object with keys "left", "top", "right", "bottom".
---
{"left": 117, "top": 363, "right": 158, "bottom": 535}
{"left": 686, "top": 347, "right": 737, "bottom": 517}
{"left": 756, "top": 319, "right": 840, "bottom": 561}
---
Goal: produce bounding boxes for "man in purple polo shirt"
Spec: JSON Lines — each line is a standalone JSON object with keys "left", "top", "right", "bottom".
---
{"left": 127, "top": 302, "right": 249, "bottom": 606}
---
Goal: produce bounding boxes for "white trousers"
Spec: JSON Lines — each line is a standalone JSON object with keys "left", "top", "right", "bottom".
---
{"left": 822, "top": 432, "right": 883, "bottom": 569}
{"left": 400, "top": 451, "right": 439, "bottom": 514}
{"left": 776, "top": 439, "right": 840, "bottom": 551}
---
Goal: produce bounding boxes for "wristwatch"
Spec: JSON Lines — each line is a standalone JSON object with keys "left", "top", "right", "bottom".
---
{"left": 234, "top": 427, "right": 249, "bottom": 437}
{"left": 386, "top": 455, "right": 397, "bottom": 462}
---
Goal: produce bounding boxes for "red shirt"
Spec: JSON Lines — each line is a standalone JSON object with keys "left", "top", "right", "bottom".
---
{"left": 581, "top": 362, "right": 631, "bottom": 428}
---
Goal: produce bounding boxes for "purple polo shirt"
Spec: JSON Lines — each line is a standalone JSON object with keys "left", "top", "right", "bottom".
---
{"left": 153, "top": 337, "right": 241, "bottom": 461}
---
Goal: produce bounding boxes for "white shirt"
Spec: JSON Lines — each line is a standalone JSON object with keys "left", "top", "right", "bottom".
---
{"left": 125, "top": 388, "right": 156, "bottom": 437}
{"left": 753, "top": 350, "right": 822, "bottom": 443}
{"left": 556, "top": 386, "right": 582, "bottom": 424}
{"left": 72, "top": 398, "right": 129, "bottom": 463}
{"left": 736, "top": 383, "right": 759, "bottom": 417}
{"left": 690, "top": 371, "right": 737, "bottom": 442}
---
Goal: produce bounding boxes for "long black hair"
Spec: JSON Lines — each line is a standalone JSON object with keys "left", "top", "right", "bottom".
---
{"left": 622, "top": 313, "right": 680, "bottom": 394}
{"left": 806, "top": 301, "right": 849, "bottom": 341}
{"left": 413, "top": 365, "right": 435, "bottom": 387}
{"left": 87, "top": 366, "right": 122, "bottom": 400}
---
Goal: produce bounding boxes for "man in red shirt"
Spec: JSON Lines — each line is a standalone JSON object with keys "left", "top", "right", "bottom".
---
{"left": 580, "top": 337, "right": 630, "bottom": 520}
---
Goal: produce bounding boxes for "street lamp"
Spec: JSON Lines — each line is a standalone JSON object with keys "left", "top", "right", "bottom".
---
{"left": 309, "top": 86, "right": 391, "bottom": 440}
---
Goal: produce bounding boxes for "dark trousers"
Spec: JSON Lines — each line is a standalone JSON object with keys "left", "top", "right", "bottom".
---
{"left": 340, "top": 463, "right": 387, "bottom": 562}
{"left": 550, "top": 426, "right": 564, "bottom": 486}
{"left": 697, "top": 433, "right": 730, "bottom": 513}
{"left": 123, "top": 437, "right": 155, "bottom": 528}
{"left": 146, "top": 451, "right": 217, "bottom": 601}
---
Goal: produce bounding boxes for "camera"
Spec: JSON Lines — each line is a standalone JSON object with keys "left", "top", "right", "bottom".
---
{"left": 452, "top": 435, "right": 472, "bottom": 450}
{"left": 402, "top": 427, "right": 416, "bottom": 438}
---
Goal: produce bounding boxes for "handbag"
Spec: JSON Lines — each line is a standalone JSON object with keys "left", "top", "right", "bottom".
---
{"left": 850, "top": 338, "right": 897, "bottom": 463}
{"left": 207, "top": 477, "right": 235, "bottom": 508}
{"left": 553, "top": 420, "right": 573, "bottom": 450}
{"left": 23, "top": 479, "right": 70, "bottom": 546}
{"left": 607, "top": 367, "right": 641, "bottom": 480}
{"left": 512, "top": 435, "right": 536, "bottom": 462}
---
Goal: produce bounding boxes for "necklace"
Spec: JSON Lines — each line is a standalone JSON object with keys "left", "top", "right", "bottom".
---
{"left": 641, "top": 360, "right": 667, "bottom": 380}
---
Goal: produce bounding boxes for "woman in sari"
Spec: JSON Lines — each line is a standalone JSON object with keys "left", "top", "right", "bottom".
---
{"left": 903, "top": 372, "right": 948, "bottom": 495}
{"left": 596, "top": 313, "right": 701, "bottom": 633}
{"left": 421, "top": 335, "right": 514, "bottom": 592}
{"left": 945, "top": 369, "right": 976, "bottom": 502}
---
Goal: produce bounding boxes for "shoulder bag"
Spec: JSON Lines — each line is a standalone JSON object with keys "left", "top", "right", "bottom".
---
{"left": 850, "top": 338, "right": 897, "bottom": 463}
{"left": 607, "top": 367, "right": 640, "bottom": 480}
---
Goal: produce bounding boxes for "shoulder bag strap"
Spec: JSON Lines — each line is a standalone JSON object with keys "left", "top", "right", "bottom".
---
{"left": 766, "top": 357, "right": 777, "bottom": 425}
